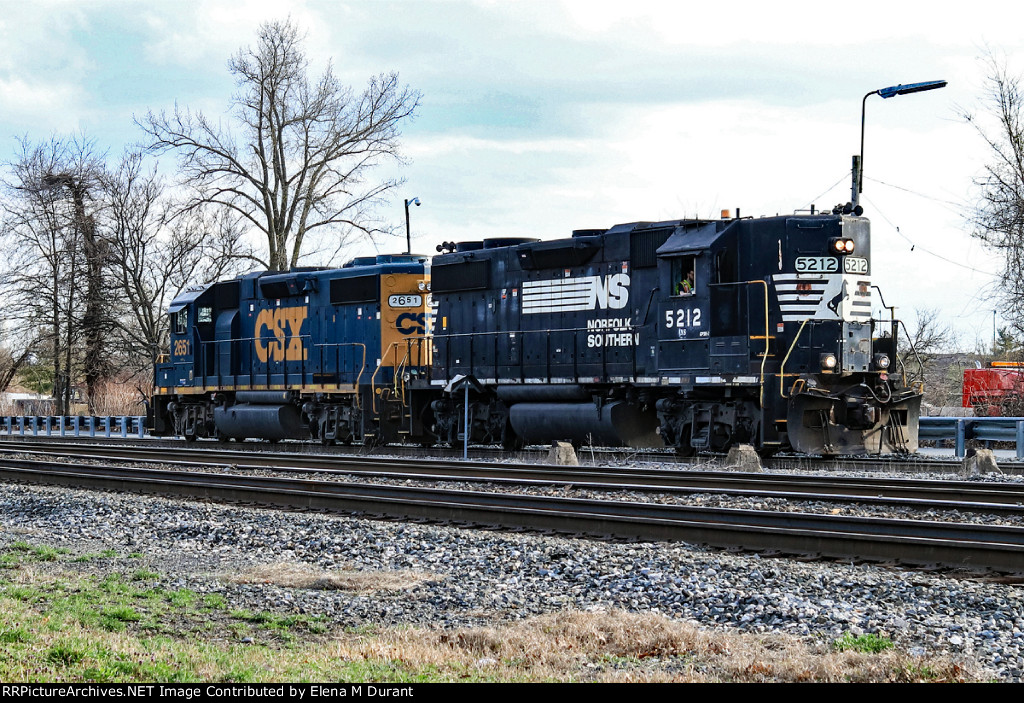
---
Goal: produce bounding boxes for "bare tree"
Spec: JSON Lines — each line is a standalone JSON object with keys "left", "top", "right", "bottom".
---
{"left": 962, "top": 51, "right": 1024, "bottom": 332}
{"left": 0, "top": 324, "right": 36, "bottom": 395}
{"left": 0, "top": 136, "right": 103, "bottom": 414}
{"left": 41, "top": 167, "right": 110, "bottom": 411}
{"left": 902, "top": 308, "right": 955, "bottom": 364}
{"left": 138, "top": 19, "right": 420, "bottom": 271}
{"left": 102, "top": 150, "right": 255, "bottom": 374}
{"left": 897, "top": 307, "right": 955, "bottom": 387}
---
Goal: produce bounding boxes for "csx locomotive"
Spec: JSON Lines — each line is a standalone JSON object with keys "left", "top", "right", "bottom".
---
{"left": 151, "top": 211, "right": 922, "bottom": 455}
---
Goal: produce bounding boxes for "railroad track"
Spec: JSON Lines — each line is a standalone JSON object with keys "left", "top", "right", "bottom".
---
{"left": 4, "top": 440, "right": 1024, "bottom": 513}
{"left": 0, "top": 433, "right": 996, "bottom": 474}
{"left": 1, "top": 443, "right": 1023, "bottom": 575}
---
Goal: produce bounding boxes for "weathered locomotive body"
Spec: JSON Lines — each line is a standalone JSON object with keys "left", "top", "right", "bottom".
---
{"left": 150, "top": 255, "right": 432, "bottom": 444}
{"left": 152, "top": 212, "right": 922, "bottom": 455}
{"left": 418, "top": 213, "right": 921, "bottom": 455}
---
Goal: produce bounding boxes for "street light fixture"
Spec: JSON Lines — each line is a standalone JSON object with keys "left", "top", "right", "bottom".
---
{"left": 404, "top": 197, "right": 421, "bottom": 254}
{"left": 852, "top": 80, "right": 947, "bottom": 212}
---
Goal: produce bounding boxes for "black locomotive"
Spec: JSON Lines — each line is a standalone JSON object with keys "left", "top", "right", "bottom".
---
{"left": 151, "top": 211, "right": 921, "bottom": 456}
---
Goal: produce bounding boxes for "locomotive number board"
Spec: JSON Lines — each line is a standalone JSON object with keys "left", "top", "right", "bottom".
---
{"left": 388, "top": 294, "right": 423, "bottom": 308}
{"left": 794, "top": 256, "right": 838, "bottom": 273}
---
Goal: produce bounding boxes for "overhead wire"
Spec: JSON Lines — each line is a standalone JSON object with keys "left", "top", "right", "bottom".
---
{"left": 863, "top": 195, "right": 1002, "bottom": 321}
{"left": 864, "top": 196, "right": 994, "bottom": 275}
{"left": 863, "top": 175, "right": 965, "bottom": 213}
{"left": 799, "top": 172, "right": 851, "bottom": 212}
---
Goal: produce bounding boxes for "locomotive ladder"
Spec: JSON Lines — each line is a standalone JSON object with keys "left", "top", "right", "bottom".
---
{"left": 370, "top": 340, "right": 423, "bottom": 437}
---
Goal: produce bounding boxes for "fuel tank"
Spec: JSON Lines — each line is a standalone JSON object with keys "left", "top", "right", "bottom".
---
{"left": 508, "top": 401, "right": 662, "bottom": 448}
{"left": 213, "top": 403, "right": 306, "bottom": 440}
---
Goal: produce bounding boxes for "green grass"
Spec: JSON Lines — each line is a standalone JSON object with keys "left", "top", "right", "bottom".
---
{"left": 2, "top": 541, "right": 69, "bottom": 567}
{"left": 833, "top": 633, "right": 895, "bottom": 654}
{"left": 202, "top": 593, "right": 227, "bottom": 609}
{"left": 0, "top": 542, "right": 358, "bottom": 681}
{"left": 73, "top": 549, "right": 118, "bottom": 563}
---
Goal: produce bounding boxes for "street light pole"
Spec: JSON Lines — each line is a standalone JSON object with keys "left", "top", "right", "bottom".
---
{"left": 852, "top": 80, "right": 947, "bottom": 212}
{"left": 404, "top": 197, "right": 421, "bottom": 254}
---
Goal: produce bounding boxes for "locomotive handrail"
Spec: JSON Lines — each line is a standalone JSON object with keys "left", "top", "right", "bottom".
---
{"left": 748, "top": 280, "right": 770, "bottom": 407}
{"left": 312, "top": 341, "right": 367, "bottom": 408}
{"left": 779, "top": 318, "right": 812, "bottom": 398}
{"left": 193, "top": 335, "right": 367, "bottom": 396}
{"left": 872, "top": 284, "right": 909, "bottom": 384}
{"left": 370, "top": 338, "right": 428, "bottom": 414}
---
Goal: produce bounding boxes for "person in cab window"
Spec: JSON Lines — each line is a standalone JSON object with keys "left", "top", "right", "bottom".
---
{"left": 676, "top": 269, "right": 695, "bottom": 296}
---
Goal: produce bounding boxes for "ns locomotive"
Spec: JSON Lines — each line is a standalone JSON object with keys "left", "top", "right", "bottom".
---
{"left": 150, "top": 210, "right": 922, "bottom": 456}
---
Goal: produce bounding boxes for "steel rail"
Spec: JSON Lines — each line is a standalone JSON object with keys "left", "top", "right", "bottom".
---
{"left": 1, "top": 455, "right": 1023, "bottom": 574}
{"left": 4, "top": 441, "right": 1024, "bottom": 514}
{"left": 0, "top": 435, "right": 981, "bottom": 472}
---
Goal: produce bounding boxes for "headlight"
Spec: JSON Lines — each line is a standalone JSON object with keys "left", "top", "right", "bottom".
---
{"left": 830, "top": 238, "right": 855, "bottom": 254}
{"left": 821, "top": 353, "right": 838, "bottom": 370}
{"left": 874, "top": 353, "right": 890, "bottom": 370}
{"left": 418, "top": 281, "right": 426, "bottom": 291}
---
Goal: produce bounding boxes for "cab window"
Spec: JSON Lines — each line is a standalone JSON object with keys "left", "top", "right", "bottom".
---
{"left": 671, "top": 256, "right": 696, "bottom": 296}
{"left": 174, "top": 309, "right": 188, "bottom": 335}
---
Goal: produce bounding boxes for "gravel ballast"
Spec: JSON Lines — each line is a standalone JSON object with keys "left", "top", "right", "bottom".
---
{"left": 1, "top": 479, "right": 1022, "bottom": 681}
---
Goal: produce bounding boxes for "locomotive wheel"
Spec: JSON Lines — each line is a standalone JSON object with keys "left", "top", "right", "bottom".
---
{"left": 501, "top": 421, "right": 524, "bottom": 451}
{"left": 674, "top": 424, "right": 695, "bottom": 457}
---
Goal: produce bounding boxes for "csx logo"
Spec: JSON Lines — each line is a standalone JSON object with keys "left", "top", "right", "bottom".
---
{"left": 254, "top": 306, "right": 308, "bottom": 362}
{"left": 396, "top": 312, "right": 429, "bottom": 336}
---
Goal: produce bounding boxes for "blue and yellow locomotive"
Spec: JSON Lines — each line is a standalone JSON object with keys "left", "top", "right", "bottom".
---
{"left": 150, "top": 255, "right": 432, "bottom": 444}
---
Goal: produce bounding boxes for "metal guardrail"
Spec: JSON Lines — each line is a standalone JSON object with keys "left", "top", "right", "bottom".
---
{"left": 919, "top": 416, "right": 1024, "bottom": 459}
{"left": 0, "top": 416, "right": 146, "bottom": 439}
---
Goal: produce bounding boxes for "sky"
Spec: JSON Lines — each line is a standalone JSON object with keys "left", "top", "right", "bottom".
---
{"left": 1, "top": 0, "right": 1022, "bottom": 349}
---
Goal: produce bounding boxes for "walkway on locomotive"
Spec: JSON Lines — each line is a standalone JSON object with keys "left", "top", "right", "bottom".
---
{"left": 153, "top": 256, "right": 432, "bottom": 397}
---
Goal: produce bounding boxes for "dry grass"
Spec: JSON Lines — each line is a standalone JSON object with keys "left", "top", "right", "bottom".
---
{"left": 228, "top": 561, "right": 441, "bottom": 593}
{"left": 89, "top": 381, "right": 145, "bottom": 416}
{"left": 340, "top": 610, "right": 983, "bottom": 683}
{"left": 220, "top": 563, "right": 985, "bottom": 682}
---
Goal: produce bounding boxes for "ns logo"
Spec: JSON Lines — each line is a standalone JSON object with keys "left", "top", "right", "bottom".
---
{"left": 254, "top": 306, "right": 308, "bottom": 362}
{"left": 587, "top": 273, "right": 629, "bottom": 310}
